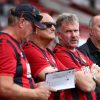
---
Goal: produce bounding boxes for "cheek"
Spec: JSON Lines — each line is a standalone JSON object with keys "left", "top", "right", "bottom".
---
{"left": 93, "top": 28, "right": 100, "bottom": 34}
{"left": 95, "top": 33, "right": 100, "bottom": 38}
{"left": 63, "top": 34, "right": 70, "bottom": 40}
{"left": 62, "top": 35, "right": 69, "bottom": 43}
{"left": 26, "top": 23, "right": 33, "bottom": 33}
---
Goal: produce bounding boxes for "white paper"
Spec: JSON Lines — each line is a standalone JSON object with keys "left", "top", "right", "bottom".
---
{"left": 45, "top": 69, "right": 75, "bottom": 91}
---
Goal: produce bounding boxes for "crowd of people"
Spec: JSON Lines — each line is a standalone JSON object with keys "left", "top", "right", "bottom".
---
{"left": 0, "top": 3, "right": 100, "bottom": 100}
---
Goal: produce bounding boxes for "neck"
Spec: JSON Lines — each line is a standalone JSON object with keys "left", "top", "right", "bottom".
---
{"left": 67, "top": 47, "right": 76, "bottom": 52}
{"left": 91, "top": 38, "right": 100, "bottom": 49}
{"left": 61, "top": 43, "right": 76, "bottom": 52}
{"left": 30, "top": 35, "right": 51, "bottom": 49}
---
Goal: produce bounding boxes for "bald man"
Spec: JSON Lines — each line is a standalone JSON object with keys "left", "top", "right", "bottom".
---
{"left": 22, "top": 13, "right": 66, "bottom": 100}
{"left": 78, "top": 15, "right": 100, "bottom": 100}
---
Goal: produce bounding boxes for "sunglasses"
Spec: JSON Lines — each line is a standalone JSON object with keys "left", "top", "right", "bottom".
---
{"left": 42, "top": 22, "right": 56, "bottom": 28}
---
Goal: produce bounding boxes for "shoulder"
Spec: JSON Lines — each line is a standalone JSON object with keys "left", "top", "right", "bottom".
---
{"left": 78, "top": 42, "right": 89, "bottom": 55}
{"left": 22, "top": 41, "right": 34, "bottom": 49}
{"left": 0, "top": 33, "right": 12, "bottom": 42}
{"left": 0, "top": 33, "right": 19, "bottom": 52}
{"left": 53, "top": 44, "right": 63, "bottom": 54}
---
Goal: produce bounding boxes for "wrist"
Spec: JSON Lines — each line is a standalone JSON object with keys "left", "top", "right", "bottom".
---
{"left": 93, "top": 75, "right": 97, "bottom": 82}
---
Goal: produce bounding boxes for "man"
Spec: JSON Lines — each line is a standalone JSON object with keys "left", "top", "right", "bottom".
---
{"left": 53, "top": 13, "right": 100, "bottom": 100}
{"left": 78, "top": 15, "right": 100, "bottom": 100}
{"left": 22, "top": 13, "right": 66, "bottom": 100}
{"left": 0, "top": 4, "right": 51, "bottom": 100}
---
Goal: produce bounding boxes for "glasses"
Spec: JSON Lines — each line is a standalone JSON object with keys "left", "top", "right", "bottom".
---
{"left": 42, "top": 22, "right": 56, "bottom": 28}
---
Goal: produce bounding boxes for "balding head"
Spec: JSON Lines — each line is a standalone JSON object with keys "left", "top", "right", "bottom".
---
{"left": 89, "top": 15, "right": 100, "bottom": 28}
{"left": 40, "top": 13, "right": 55, "bottom": 23}
{"left": 89, "top": 15, "right": 100, "bottom": 46}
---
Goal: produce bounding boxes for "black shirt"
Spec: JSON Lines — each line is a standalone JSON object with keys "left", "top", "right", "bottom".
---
{"left": 78, "top": 38, "right": 100, "bottom": 100}
{"left": 78, "top": 38, "right": 100, "bottom": 66}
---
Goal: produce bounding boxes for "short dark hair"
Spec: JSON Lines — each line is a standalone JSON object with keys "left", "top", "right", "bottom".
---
{"left": 8, "top": 8, "right": 19, "bottom": 26}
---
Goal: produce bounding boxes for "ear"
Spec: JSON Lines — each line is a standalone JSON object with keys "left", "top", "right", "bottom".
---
{"left": 89, "top": 28, "right": 94, "bottom": 36}
{"left": 56, "top": 32, "right": 62, "bottom": 40}
{"left": 18, "top": 18, "right": 25, "bottom": 28}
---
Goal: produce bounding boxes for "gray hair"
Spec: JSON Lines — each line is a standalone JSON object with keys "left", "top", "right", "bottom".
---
{"left": 89, "top": 17, "right": 93, "bottom": 28}
{"left": 89, "top": 15, "right": 100, "bottom": 28}
{"left": 56, "top": 13, "right": 79, "bottom": 32}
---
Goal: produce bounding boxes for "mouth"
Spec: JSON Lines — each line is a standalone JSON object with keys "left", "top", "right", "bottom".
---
{"left": 49, "top": 31, "right": 55, "bottom": 35}
{"left": 71, "top": 40, "right": 78, "bottom": 43}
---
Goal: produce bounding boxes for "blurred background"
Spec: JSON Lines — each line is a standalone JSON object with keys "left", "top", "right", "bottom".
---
{"left": 0, "top": 0, "right": 100, "bottom": 45}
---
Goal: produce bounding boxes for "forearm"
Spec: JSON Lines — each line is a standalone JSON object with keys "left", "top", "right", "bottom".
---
{"left": 38, "top": 66, "right": 58, "bottom": 80}
{"left": 0, "top": 83, "right": 38, "bottom": 100}
{"left": 75, "top": 71, "right": 96, "bottom": 92}
{"left": 2, "top": 84, "right": 39, "bottom": 100}
{"left": 0, "top": 77, "right": 38, "bottom": 100}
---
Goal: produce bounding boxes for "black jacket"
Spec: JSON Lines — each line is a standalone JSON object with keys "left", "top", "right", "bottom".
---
{"left": 78, "top": 38, "right": 100, "bottom": 66}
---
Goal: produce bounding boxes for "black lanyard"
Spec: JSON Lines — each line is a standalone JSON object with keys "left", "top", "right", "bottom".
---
{"left": 63, "top": 50, "right": 89, "bottom": 66}
{"left": 30, "top": 41, "right": 56, "bottom": 68}
{"left": 39, "top": 47, "right": 56, "bottom": 68}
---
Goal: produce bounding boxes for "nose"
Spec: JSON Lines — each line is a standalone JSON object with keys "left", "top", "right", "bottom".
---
{"left": 51, "top": 24, "right": 56, "bottom": 31}
{"left": 71, "top": 31, "right": 78, "bottom": 37}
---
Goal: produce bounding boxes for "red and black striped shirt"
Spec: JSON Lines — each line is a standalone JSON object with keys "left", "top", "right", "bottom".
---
{"left": 0, "top": 33, "right": 35, "bottom": 89}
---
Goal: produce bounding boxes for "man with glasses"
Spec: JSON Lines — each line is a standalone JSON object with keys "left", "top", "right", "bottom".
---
{"left": 0, "top": 4, "right": 51, "bottom": 100}
{"left": 22, "top": 13, "right": 66, "bottom": 100}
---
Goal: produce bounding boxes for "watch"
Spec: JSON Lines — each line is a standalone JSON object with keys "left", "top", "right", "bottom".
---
{"left": 93, "top": 75, "right": 97, "bottom": 82}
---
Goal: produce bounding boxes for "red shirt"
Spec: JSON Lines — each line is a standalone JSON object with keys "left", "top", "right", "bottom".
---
{"left": 22, "top": 41, "right": 66, "bottom": 100}
{"left": 53, "top": 44, "right": 96, "bottom": 100}
{"left": 23, "top": 42, "right": 66, "bottom": 78}
{"left": 0, "top": 33, "right": 35, "bottom": 89}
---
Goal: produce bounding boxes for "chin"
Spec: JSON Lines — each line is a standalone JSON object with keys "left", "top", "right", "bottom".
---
{"left": 71, "top": 44, "right": 78, "bottom": 48}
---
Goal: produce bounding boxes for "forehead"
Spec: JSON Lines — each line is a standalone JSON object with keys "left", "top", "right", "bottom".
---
{"left": 94, "top": 16, "right": 100, "bottom": 24}
{"left": 41, "top": 13, "right": 54, "bottom": 22}
{"left": 61, "top": 21, "right": 79, "bottom": 29}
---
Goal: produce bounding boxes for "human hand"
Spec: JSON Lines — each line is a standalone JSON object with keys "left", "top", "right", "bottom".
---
{"left": 91, "top": 64, "right": 100, "bottom": 75}
{"left": 35, "top": 82, "right": 51, "bottom": 100}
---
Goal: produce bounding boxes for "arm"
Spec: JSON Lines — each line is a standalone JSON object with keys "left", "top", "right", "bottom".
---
{"left": 55, "top": 51, "right": 96, "bottom": 92}
{"left": 75, "top": 70, "right": 96, "bottom": 92}
{"left": 23, "top": 44, "right": 58, "bottom": 80}
{"left": 0, "top": 76, "right": 51, "bottom": 100}
{"left": 38, "top": 66, "right": 58, "bottom": 80}
{"left": 0, "top": 43, "right": 51, "bottom": 100}
{"left": 91, "top": 64, "right": 100, "bottom": 86}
